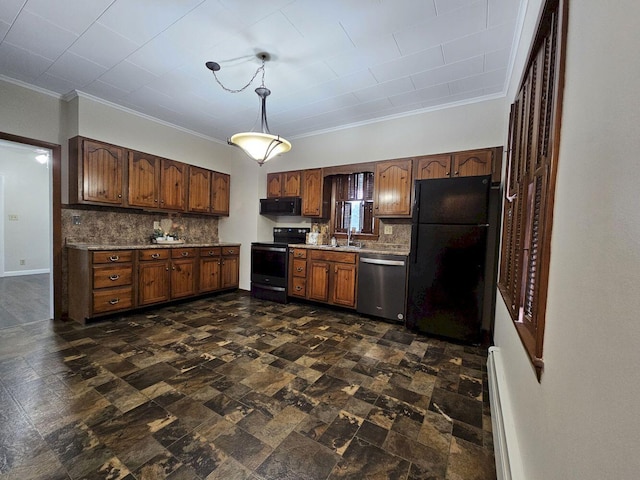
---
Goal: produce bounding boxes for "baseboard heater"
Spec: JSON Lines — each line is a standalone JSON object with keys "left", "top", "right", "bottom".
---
{"left": 487, "top": 346, "right": 525, "bottom": 480}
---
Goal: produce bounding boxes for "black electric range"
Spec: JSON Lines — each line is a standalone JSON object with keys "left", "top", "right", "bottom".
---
{"left": 251, "top": 227, "right": 310, "bottom": 303}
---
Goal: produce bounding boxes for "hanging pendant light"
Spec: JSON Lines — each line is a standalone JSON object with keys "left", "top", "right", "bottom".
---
{"left": 206, "top": 53, "right": 291, "bottom": 166}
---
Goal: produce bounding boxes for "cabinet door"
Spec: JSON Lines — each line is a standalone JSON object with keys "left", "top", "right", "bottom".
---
{"left": 302, "top": 168, "right": 324, "bottom": 217}
{"left": 282, "top": 171, "right": 301, "bottom": 197}
{"left": 374, "top": 159, "right": 412, "bottom": 217}
{"left": 211, "top": 172, "right": 230, "bottom": 216}
{"left": 82, "top": 139, "right": 124, "bottom": 205}
{"left": 188, "top": 166, "right": 211, "bottom": 213}
{"left": 267, "top": 173, "right": 282, "bottom": 198}
{"left": 171, "top": 258, "right": 196, "bottom": 299}
{"left": 221, "top": 255, "right": 239, "bottom": 289}
{"left": 128, "top": 151, "right": 160, "bottom": 208}
{"left": 332, "top": 263, "right": 357, "bottom": 308}
{"left": 415, "top": 155, "right": 452, "bottom": 180}
{"left": 453, "top": 149, "right": 493, "bottom": 178}
{"left": 138, "top": 261, "right": 170, "bottom": 305}
{"left": 308, "top": 260, "right": 330, "bottom": 302}
{"left": 199, "top": 257, "right": 221, "bottom": 292}
{"left": 160, "top": 159, "right": 186, "bottom": 210}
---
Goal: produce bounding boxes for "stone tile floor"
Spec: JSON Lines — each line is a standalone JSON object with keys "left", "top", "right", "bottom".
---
{"left": 0, "top": 292, "right": 496, "bottom": 479}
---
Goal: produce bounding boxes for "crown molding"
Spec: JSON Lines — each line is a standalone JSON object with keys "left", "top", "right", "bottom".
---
{"left": 0, "top": 74, "right": 63, "bottom": 99}
{"left": 64, "top": 90, "right": 227, "bottom": 145}
{"left": 290, "top": 91, "right": 506, "bottom": 140}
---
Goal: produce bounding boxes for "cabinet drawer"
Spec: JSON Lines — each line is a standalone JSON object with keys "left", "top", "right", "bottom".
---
{"left": 92, "top": 287, "right": 133, "bottom": 314}
{"left": 309, "top": 250, "right": 357, "bottom": 264}
{"left": 291, "top": 248, "right": 307, "bottom": 259}
{"left": 222, "top": 246, "right": 240, "bottom": 256}
{"left": 292, "top": 258, "right": 307, "bottom": 277}
{"left": 171, "top": 247, "right": 197, "bottom": 259}
{"left": 200, "top": 247, "right": 221, "bottom": 257}
{"left": 290, "top": 277, "right": 306, "bottom": 297}
{"left": 93, "top": 265, "right": 132, "bottom": 289}
{"left": 93, "top": 250, "right": 133, "bottom": 264}
{"left": 139, "top": 249, "right": 170, "bottom": 261}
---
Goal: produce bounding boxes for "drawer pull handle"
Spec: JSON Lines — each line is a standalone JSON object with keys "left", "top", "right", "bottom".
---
{"left": 108, "top": 255, "right": 119, "bottom": 262}
{"left": 109, "top": 298, "right": 120, "bottom": 305}
{"left": 208, "top": 251, "right": 214, "bottom": 256}
{"left": 181, "top": 252, "right": 189, "bottom": 257}
{"left": 151, "top": 253, "right": 160, "bottom": 259}
{"left": 296, "top": 267, "right": 303, "bottom": 272}
{"left": 109, "top": 275, "right": 120, "bottom": 281}
{"left": 295, "top": 286, "right": 302, "bottom": 291}
{"left": 227, "top": 249, "right": 235, "bottom": 254}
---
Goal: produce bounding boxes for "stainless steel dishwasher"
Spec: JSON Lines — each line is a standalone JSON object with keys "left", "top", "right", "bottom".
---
{"left": 357, "top": 253, "right": 408, "bottom": 322}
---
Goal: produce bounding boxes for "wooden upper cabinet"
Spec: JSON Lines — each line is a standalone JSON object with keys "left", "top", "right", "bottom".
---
{"left": 69, "top": 137, "right": 125, "bottom": 206}
{"left": 211, "top": 172, "right": 230, "bottom": 216}
{"left": 188, "top": 166, "right": 211, "bottom": 213}
{"left": 453, "top": 149, "right": 493, "bottom": 178}
{"left": 267, "top": 171, "right": 301, "bottom": 197}
{"left": 374, "top": 159, "right": 412, "bottom": 217}
{"left": 282, "top": 171, "right": 301, "bottom": 197}
{"left": 414, "top": 148, "right": 500, "bottom": 182}
{"left": 267, "top": 173, "right": 282, "bottom": 198}
{"left": 302, "top": 168, "right": 326, "bottom": 217}
{"left": 160, "top": 159, "right": 186, "bottom": 211}
{"left": 128, "top": 151, "right": 160, "bottom": 208}
{"left": 415, "top": 155, "right": 452, "bottom": 180}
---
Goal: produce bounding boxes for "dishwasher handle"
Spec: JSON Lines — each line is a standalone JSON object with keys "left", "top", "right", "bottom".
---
{"left": 360, "top": 257, "right": 406, "bottom": 267}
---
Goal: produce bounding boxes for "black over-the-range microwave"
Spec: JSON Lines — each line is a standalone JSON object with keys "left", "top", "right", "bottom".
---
{"left": 259, "top": 197, "right": 302, "bottom": 216}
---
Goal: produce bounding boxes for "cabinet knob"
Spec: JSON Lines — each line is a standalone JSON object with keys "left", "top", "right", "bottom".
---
{"left": 109, "top": 298, "right": 120, "bottom": 305}
{"left": 454, "top": 171, "right": 459, "bottom": 176}
{"left": 165, "top": 267, "right": 169, "bottom": 271}
{"left": 154, "top": 199, "right": 158, "bottom": 203}
{"left": 109, "top": 275, "right": 120, "bottom": 281}
{"left": 108, "top": 255, "right": 119, "bottom": 262}
{"left": 118, "top": 194, "right": 122, "bottom": 198}
{"left": 172, "top": 266, "right": 176, "bottom": 270}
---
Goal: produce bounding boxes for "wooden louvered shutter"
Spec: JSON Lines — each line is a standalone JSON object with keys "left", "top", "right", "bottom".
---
{"left": 497, "top": 0, "right": 567, "bottom": 379}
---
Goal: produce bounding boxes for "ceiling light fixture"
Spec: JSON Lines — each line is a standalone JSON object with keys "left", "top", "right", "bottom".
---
{"left": 205, "top": 52, "right": 291, "bottom": 166}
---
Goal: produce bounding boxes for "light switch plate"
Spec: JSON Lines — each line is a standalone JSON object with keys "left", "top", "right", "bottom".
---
{"left": 8, "top": 214, "right": 18, "bottom": 221}
{"left": 384, "top": 225, "right": 393, "bottom": 234}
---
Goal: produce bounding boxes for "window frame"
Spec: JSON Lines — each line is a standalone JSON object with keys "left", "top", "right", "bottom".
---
{"left": 497, "top": 0, "right": 569, "bottom": 380}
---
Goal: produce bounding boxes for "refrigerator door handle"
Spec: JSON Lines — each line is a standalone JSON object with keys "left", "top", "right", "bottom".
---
{"left": 411, "top": 225, "right": 419, "bottom": 264}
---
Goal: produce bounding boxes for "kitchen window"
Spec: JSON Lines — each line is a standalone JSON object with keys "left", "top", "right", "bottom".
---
{"left": 330, "top": 172, "right": 378, "bottom": 239}
{"left": 497, "top": 0, "right": 568, "bottom": 380}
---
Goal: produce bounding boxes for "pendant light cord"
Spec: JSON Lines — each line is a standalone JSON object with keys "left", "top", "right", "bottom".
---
{"left": 211, "top": 56, "right": 266, "bottom": 93}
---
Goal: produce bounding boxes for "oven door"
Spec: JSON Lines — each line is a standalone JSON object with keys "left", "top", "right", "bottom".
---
{"left": 251, "top": 244, "right": 288, "bottom": 288}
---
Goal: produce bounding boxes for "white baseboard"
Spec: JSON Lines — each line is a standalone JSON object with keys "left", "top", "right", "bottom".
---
{"left": 487, "top": 346, "right": 525, "bottom": 480}
{"left": 2, "top": 268, "right": 50, "bottom": 277}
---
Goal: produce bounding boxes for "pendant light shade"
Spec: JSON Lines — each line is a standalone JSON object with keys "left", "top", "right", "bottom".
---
{"left": 226, "top": 85, "right": 291, "bottom": 166}
{"left": 206, "top": 53, "right": 291, "bottom": 166}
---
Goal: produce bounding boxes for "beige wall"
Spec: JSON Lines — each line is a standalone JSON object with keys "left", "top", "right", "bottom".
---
{"left": 493, "top": 1, "right": 640, "bottom": 479}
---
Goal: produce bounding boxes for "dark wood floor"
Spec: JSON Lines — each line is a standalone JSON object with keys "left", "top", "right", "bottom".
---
{"left": 0, "top": 273, "right": 50, "bottom": 328}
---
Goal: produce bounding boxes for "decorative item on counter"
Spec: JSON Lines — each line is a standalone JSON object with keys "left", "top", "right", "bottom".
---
{"left": 331, "top": 236, "right": 337, "bottom": 247}
{"left": 152, "top": 217, "right": 185, "bottom": 244}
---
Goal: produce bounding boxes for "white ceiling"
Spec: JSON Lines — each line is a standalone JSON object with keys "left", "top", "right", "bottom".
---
{"left": 0, "top": 0, "right": 523, "bottom": 142}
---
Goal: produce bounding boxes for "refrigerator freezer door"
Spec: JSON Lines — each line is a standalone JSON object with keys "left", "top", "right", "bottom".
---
{"left": 406, "top": 224, "right": 487, "bottom": 343}
{"left": 414, "top": 176, "right": 490, "bottom": 225}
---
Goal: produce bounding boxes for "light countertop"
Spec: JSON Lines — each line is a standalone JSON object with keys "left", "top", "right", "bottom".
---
{"left": 66, "top": 242, "right": 240, "bottom": 250}
{"left": 290, "top": 244, "right": 409, "bottom": 256}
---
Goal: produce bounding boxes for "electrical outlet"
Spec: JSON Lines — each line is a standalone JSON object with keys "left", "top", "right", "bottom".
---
{"left": 72, "top": 215, "right": 81, "bottom": 225}
{"left": 153, "top": 221, "right": 161, "bottom": 230}
{"left": 384, "top": 225, "right": 393, "bottom": 235}
{"left": 19, "top": 259, "right": 25, "bottom": 265}
{"left": 8, "top": 214, "right": 18, "bottom": 221}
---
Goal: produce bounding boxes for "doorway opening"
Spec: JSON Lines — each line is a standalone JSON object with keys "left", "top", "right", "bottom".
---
{"left": 0, "top": 133, "right": 61, "bottom": 323}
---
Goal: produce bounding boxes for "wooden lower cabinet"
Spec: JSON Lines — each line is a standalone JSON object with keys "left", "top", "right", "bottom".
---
{"left": 293, "top": 248, "right": 357, "bottom": 308}
{"left": 199, "top": 247, "right": 222, "bottom": 293}
{"left": 68, "top": 249, "right": 134, "bottom": 321}
{"left": 220, "top": 246, "right": 240, "bottom": 289}
{"left": 67, "top": 244, "right": 240, "bottom": 322}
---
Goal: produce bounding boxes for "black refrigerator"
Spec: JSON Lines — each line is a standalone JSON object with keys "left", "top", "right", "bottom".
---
{"left": 406, "top": 175, "right": 491, "bottom": 344}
